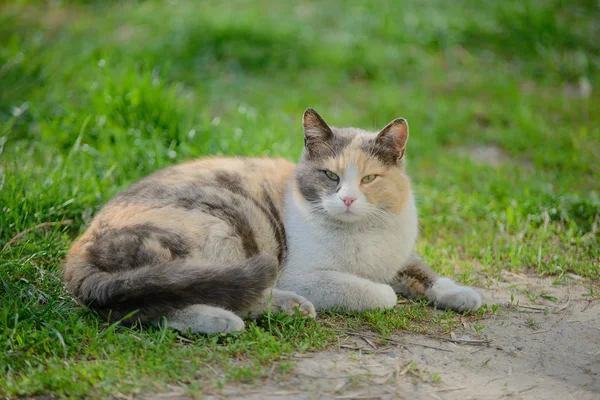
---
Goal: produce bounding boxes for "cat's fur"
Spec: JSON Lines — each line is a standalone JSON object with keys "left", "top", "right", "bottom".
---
{"left": 64, "top": 109, "right": 481, "bottom": 335}
{"left": 64, "top": 157, "right": 316, "bottom": 334}
{"left": 276, "top": 109, "right": 482, "bottom": 312}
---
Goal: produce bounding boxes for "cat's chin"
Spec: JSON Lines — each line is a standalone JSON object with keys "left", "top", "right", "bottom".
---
{"left": 330, "top": 211, "right": 364, "bottom": 223}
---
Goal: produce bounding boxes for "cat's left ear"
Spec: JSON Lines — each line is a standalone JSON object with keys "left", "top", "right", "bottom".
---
{"left": 303, "top": 108, "right": 333, "bottom": 157}
{"left": 375, "top": 118, "right": 409, "bottom": 161}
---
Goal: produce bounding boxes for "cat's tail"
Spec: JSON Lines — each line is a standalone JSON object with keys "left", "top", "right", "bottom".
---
{"left": 64, "top": 253, "right": 278, "bottom": 324}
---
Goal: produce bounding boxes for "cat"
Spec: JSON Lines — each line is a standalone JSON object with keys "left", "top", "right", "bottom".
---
{"left": 64, "top": 157, "right": 316, "bottom": 334}
{"left": 275, "top": 109, "right": 482, "bottom": 313}
{"left": 64, "top": 108, "right": 481, "bottom": 335}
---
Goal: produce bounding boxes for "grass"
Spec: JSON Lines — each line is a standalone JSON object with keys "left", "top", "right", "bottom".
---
{"left": 1, "top": 0, "right": 599, "bottom": 397}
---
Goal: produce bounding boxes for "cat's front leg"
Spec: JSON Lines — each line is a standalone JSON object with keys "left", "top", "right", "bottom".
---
{"left": 278, "top": 270, "right": 398, "bottom": 311}
{"left": 391, "top": 253, "right": 482, "bottom": 312}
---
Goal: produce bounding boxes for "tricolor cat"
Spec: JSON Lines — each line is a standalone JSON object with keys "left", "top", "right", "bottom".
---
{"left": 63, "top": 109, "right": 481, "bottom": 334}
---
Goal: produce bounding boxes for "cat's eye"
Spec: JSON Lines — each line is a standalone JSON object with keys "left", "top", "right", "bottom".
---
{"left": 324, "top": 170, "right": 339, "bottom": 181}
{"left": 361, "top": 174, "right": 377, "bottom": 184}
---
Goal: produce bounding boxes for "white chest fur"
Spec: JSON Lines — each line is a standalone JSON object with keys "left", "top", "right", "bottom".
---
{"left": 282, "top": 191, "right": 419, "bottom": 283}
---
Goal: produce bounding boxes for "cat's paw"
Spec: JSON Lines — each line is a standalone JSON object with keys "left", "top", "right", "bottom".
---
{"left": 197, "top": 314, "right": 245, "bottom": 334}
{"left": 276, "top": 294, "right": 317, "bottom": 318}
{"left": 357, "top": 283, "right": 398, "bottom": 310}
{"left": 164, "top": 305, "right": 246, "bottom": 334}
{"left": 210, "top": 314, "right": 246, "bottom": 333}
{"left": 285, "top": 299, "right": 317, "bottom": 318}
{"left": 425, "top": 277, "right": 482, "bottom": 312}
{"left": 376, "top": 283, "right": 400, "bottom": 309}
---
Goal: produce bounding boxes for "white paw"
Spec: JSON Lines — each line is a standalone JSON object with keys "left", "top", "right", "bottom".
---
{"left": 204, "top": 314, "right": 245, "bottom": 334}
{"left": 378, "top": 284, "right": 400, "bottom": 309}
{"left": 425, "top": 278, "right": 482, "bottom": 312}
{"left": 357, "top": 284, "right": 398, "bottom": 311}
{"left": 165, "top": 305, "right": 246, "bottom": 334}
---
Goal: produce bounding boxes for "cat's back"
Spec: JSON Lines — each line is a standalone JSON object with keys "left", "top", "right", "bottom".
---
{"left": 65, "top": 157, "right": 296, "bottom": 291}
{"left": 63, "top": 156, "right": 296, "bottom": 323}
{"left": 82, "top": 156, "right": 294, "bottom": 228}
{"left": 114, "top": 157, "right": 295, "bottom": 207}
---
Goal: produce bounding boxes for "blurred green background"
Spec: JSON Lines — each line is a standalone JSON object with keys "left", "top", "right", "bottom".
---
{"left": 1, "top": 0, "right": 599, "bottom": 397}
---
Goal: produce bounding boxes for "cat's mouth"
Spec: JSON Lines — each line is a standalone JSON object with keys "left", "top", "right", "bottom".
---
{"left": 333, "top": 209, "right": 363, "bottom": 223}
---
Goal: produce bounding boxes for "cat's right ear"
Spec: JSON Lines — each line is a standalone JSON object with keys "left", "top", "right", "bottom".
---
{"left": 375, "top": 118, "right": 409, "bottom": 162}
{"left": 303, "top": 108, "right": 333, "bottom": 156}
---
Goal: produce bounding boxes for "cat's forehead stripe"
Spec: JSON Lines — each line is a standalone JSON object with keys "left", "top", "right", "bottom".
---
{"left": 322, "top": 139, "right": 383, "bottom": 174}
{"left": 326, "top": 128, "right": 397, "bottom": 167}
{"left": 306, "top": 127, "right": 384, "bottom": 164}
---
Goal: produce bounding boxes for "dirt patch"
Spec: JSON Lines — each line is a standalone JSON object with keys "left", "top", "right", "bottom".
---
{"left": 148, "top": 275, "right": 599, "bottom": 399}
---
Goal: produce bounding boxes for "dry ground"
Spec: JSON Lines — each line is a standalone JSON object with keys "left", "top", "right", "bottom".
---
{"left": 147, "top": 274, "right": 600, "bottom": 400}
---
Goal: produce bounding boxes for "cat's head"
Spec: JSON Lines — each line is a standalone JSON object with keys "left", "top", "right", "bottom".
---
{"left": 294, "top": 108, "right": 412, "bottom": 224}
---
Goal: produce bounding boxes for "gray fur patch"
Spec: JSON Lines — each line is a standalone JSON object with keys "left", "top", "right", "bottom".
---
{"left": 296, "top": 164, "right": 340, "bottom": 204}
{"left": 80, "top": 253, "right": 278, "bottom": 324}
{"left": 179, "top": 190, "right": 260, "bottom": 257}
{"left": 305, "top": 132, "right": 352, "bottom": 161}
{"left": 214, "top": 170, "right": 245, "bottom": 194}
{"left": 394, "top": 254, "right": 438, "bottom": 297}
{"left": 213, "top": 170, "right": 287, "bottom": 264}
{"left": 296, "top": 127, "right": 355, "bottom": 204}
{"left": 87, "top": 223, "right": 190, "bottom": 272}
{"left": 396, "top": 265, "right": 435, "bottom": 289}
{"left": 261, "top": 186, "right": 287, "bottom": 264}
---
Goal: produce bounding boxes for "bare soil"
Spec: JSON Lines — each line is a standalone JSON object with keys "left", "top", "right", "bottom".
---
{"left": 149, "top": 274, "right": 600, "bottom": 400}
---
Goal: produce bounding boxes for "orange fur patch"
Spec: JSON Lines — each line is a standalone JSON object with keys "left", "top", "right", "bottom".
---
{"left": 318, "top": 138, "right": 412, "bottom": 215}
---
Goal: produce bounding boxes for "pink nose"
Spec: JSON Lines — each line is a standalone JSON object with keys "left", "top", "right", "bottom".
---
{"left": 342, "top": 197, "right": 356, "bottom": 207}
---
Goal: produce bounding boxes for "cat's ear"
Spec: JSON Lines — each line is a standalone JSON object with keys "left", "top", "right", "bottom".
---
{"left": 375, "top": 118, "right": 409, "bottom": 162}
{"left": 303, "top": 108, "right": 333, "bottom": 156}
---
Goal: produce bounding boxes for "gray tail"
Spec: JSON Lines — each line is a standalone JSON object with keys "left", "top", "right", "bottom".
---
{"left": 73, "top": 253, "right": 278, "bottom": 324}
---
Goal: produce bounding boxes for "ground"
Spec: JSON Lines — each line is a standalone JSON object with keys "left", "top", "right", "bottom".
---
{"left": 1, "top": 0, "right": 599, "bottom": 399}
{"left": 175, "top": 274, "right": 598, "bottom": 400}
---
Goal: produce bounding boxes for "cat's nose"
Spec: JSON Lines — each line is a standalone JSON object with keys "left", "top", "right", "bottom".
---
{"left": 341, "top": 197, "right": 356, "bottom": 207}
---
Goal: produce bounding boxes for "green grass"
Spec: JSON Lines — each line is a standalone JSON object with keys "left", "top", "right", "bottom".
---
{"left": 1, "top": 0, "right": 599, "bottom": 397}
